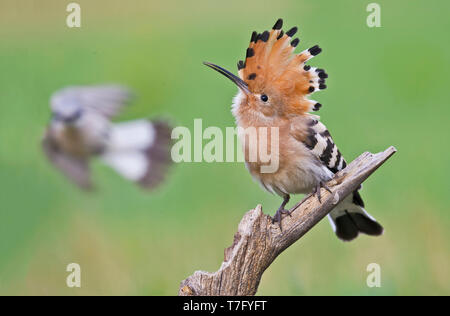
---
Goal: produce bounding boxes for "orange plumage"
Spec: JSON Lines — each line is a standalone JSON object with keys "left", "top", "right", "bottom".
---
{"left": 204, "top": 19, "right": 384, "bottom": 241}
{"left": 237, "top": 20, "right": 326, "bottom": 116}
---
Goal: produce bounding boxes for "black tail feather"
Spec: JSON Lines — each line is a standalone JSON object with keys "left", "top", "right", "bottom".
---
{"left": 351, "top": 212, "right": 384, "bottom": 236}
{"left": 335, "top": 214, "right": 359, "bottom": 241}
{"left": 334, "top": 210, "right": 384, "bottom": 242}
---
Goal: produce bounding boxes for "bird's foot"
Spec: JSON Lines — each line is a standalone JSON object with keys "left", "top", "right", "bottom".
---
{"left": 272, "top": 208, "right": 292, "bottom": 231}
{"left": 313, "top": 181, "right": 332, "bottom": 203}
{"left": 271, "top": 195, "right": 291, "bottom": 231}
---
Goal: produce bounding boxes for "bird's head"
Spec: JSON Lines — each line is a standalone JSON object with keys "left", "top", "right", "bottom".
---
{"left": 204, "top": 19, "right": 327, "bottom": 124}
{"left": 50, "top": 90, "right": 84, "bottom": 125}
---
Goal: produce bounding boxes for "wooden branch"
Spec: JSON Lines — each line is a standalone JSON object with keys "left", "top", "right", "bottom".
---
{"left": 178, "top": 146, "right": 397, "bottom": 296}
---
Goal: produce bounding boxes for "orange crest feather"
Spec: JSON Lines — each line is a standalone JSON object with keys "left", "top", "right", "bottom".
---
{"left": 237, "top": 19, "right": 328, "bottom": 114}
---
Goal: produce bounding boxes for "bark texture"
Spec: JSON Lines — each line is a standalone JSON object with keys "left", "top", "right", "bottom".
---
{"left": 179, "top": 146, "right": 397, "bottom": 296}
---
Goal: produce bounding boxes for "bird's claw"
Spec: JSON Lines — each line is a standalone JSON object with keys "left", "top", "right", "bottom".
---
{"left": 313, "top": 181, "right": 332, "bottom": 203}
{"left": 272, "top": 208, "right": 292, "bottom": 231}
{"left": 271, "top": 195, "right": 291, "bottom": 231}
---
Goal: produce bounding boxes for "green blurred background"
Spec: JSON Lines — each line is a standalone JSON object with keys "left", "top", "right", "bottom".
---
{"left": 0, "top": 0, "right": 449, "bottom": 295}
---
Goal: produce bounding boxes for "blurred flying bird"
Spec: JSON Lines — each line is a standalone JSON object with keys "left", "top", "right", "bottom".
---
{"left": 42, "top": 85, "right": 172, "bottom": 190}
{"left": 204, "top": 19, "right": 383, "bottom": 241}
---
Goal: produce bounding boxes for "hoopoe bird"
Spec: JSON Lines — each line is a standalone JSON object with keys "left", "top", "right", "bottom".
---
{"left": 42, "top": 85, "right": 172, "bottom": 190}
{"left": 204, "top": 19, "right": 383, "bottom": 241}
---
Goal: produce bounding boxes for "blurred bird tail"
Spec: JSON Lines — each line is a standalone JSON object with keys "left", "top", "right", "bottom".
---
{"left": 101, "top": 119, "right": 172, "bottom": 189}
{"left": 328, "top": 191, "right": 383, "bottom": 241}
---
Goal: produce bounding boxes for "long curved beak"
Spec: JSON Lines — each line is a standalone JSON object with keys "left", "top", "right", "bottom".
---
{"left": 203, "top": 61, "right": 250, "bottom": 94}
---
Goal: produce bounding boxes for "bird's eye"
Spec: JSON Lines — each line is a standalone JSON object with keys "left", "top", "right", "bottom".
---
{"left": 260, "top": 94, "right": 268, "bottom": 102}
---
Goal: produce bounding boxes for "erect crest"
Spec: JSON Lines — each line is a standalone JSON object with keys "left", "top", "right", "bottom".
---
{"left": 237, "top": 19, "right": 328, "bottom": 114}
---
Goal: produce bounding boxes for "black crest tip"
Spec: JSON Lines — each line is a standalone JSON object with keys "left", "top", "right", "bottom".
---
{"left": 276, "top": 30, "right": 284, "bottom": 40}
{"left": 286, "top": 26, "right": 298, "bottom": 37}
{"left": 290, "top": 38, "right": 299, "bottom": 47}
{"left": 246, "top": 47, "right": 255, "bottom": 58}
{"left": 313, "top": 103, "right": 322, "bottom": 111}
{"left": 250, "top": 31, "right": 257, "bottom": 43}
{"left": 272, "top": 18, "right": 283, "bottom": 30}
{"left": 309, "top": 45, "right": 322, "bottom": 56}
{"left": 260, "top": 31, "right": 270, "bottom": 42}
{"left": 237, "top": 60, "right": 245, "bottom": 70}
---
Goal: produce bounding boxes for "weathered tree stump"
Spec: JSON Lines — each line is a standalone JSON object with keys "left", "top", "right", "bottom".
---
{"left": 179, "top": 146, "right": 397, "bottom": 296}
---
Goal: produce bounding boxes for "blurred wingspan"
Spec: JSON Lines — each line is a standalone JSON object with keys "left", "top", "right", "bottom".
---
{"left": 101, "top": 120, "right": 172, "bottom": 190}
{"left": 50, "top": 85, "right": 134, "bottom": 119}
{"left": 42, "top": 130, "right": 93, "bottom": 190}
{"left": 138, "top": 120, "right": 173, "bottom": 189}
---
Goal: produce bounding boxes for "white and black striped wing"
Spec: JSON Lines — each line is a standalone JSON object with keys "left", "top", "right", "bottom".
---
{"left": 295, "top": 117, "right": 383, "bottom": 241}
{"left": 301, "top": 119, "right": 364, "bottom": 205}
{"left": 299, "top": 117, "right": 370, "bottom": 210}
{"left": 301, "top": 118, "right": 347, "bottom": 174}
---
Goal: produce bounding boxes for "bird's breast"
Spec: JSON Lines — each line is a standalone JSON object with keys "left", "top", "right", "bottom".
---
{"left": 54, "top": 127, "right": 90, "bottom": 158}
{"left": 238, "top": 122, "right": 332, "bottom": 196}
